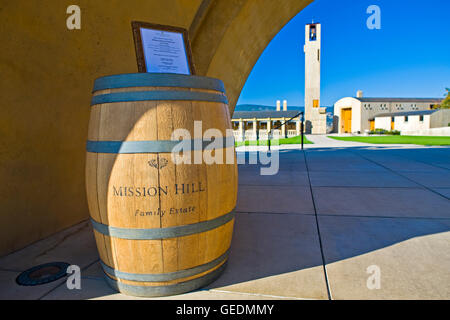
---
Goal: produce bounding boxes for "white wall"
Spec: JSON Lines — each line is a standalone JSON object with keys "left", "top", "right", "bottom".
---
{"left": 375, "top": 110, "right": 450, "bottom": 135}
{"left": 395, "top": 115, "right": 431, "bottom": 132}
{"left": 401, "top": 127, "right": 450, "bottom": 136}
{"left": 333, "top": 96, "right": 441, "bottom": 135}
{"left": 374, "top": 117, "right": 391, "bottom": 131}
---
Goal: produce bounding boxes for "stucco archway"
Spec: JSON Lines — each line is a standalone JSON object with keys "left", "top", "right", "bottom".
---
{"left": 190, "top": 0, "right": 313, "bottom": 112}
{"left": 0, "top": 0, "right": 313, "bottom": 255}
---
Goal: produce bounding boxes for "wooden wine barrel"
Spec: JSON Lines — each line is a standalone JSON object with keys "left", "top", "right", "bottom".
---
{"left": 85, "top": 73, "right": 237, "bottom": 297}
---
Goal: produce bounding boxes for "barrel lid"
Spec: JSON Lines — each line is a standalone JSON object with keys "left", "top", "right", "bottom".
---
{"left": 93, "top": 73, "right": 225, "bottom": 93}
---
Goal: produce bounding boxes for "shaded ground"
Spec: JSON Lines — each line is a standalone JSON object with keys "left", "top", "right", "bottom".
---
{"left": 0, "top": 138, "right": 449, "bottom": 300}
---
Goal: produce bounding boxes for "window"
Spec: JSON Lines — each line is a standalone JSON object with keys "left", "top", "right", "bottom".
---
{"left": 313, "top": 99, "right": 319, "bottom": 108}
{"left": 405, "top": 116, "right": 409, "bottom": 122}
{"left": 419, "top": 115, "right": 424, "bottom": 122}
{"left": 310, "top": 25, "right": 317, "bottom": 41}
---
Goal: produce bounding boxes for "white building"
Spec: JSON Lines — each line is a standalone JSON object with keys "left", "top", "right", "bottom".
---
{"left": 231, "top": 109, "right": 303, "bottom": 142}
{"left": 304, "top": 23, "right": 327, "bottom": 134}
{"left": 333, "top": 91, "right": 442, "bottom": 133}
{"left": 373, "top": 109, "right": 450, "bottom": 136}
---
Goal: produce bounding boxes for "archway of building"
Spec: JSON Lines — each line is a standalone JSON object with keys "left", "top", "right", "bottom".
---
{"left": 3, "top": 2, "right": 448, "bottom": 301}
{"left": 0, "top": 0, "right": 313, "bottom": 256}
{"left": 190, "top": 0, "right": 314, "bottom": 113}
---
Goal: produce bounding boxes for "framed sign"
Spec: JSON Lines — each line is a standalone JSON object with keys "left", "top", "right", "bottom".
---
{"left": 132, "top": 21, "right": 195, "bottom": 75}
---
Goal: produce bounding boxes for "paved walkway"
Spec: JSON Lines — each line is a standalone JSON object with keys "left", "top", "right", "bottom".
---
{"left": 306, "top": 134, "right": 370, "bottom": 147}
{"left": 236, "top": 134, "right": 432, "bottom": 151}
{"left": 0, "top": 141, "right": 449, "bottom": 299}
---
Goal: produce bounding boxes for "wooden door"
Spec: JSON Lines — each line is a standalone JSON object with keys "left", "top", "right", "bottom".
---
{"left": 341, "top": 108, "right": 352, "bottom": 133}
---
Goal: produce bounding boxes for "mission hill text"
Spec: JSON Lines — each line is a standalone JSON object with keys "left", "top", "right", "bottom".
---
{"left": 112, "top": 182, "right": 206, "bottom": 197}
{"left": 112, "top": 183, "right": 204, "bottom": 217}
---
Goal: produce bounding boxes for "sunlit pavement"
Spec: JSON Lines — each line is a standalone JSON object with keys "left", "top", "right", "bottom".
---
{"left": 1, "top": 136, "right": 449, "bottom": 299}
{"left": 235, "top": 134, "right": 439, "bottom": 151}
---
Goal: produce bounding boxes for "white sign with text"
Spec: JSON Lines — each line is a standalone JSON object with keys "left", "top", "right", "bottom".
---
{"left": 140, "top": 28, "right": 190, "bottom": 75}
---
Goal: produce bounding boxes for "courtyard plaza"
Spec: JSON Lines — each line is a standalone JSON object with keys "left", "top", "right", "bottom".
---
{"left": 0, "top": 136, "right": 449, "bottom": 299}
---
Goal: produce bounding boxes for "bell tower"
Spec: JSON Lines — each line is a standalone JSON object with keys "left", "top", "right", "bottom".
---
{"left": 304, "top": 23, "right": 327, "bottom": 134}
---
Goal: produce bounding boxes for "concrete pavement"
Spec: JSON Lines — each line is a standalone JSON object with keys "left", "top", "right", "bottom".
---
{"left": 0, "top": 137, "right": 449, "bottom": 299}
{"left": 236, "top": 134, "right": 435, "bottom": 151}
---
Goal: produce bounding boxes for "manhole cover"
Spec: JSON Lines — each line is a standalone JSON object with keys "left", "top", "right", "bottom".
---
{"left": 16, "top": 262, "right": 70, "bottom": 286}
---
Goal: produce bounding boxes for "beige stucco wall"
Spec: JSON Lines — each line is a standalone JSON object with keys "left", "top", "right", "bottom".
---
{"left": 0, "top": 0, "right": 203, "bottom": 256}
{"left": 389, "top": 102, "right": 434, "bottom": 113}
{"left": 194, "top": 0, "right": 313, "bottom": 111}
{"left": 430, "top": 109, "right": 450, "bottom": 128}
{"left": 304, "top": 24, "right": 325, "bottom": 133}
{"left": 0, "top": 0, "right": 313, "bottom": 256}
{"left": 359, "top": 103, "right": 390, "bottom": 132}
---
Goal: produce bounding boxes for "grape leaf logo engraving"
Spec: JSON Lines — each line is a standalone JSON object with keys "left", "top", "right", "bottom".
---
{"left": 148, "top": 158, "right": 168, "bottom": 169}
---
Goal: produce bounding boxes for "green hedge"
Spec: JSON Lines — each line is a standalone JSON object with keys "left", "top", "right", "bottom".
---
{"left": 369, "top": 129, "right": 400, "bottom": 135}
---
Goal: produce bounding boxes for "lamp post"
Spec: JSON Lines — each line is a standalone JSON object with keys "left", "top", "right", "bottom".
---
{"left": 301, "top": 112, "right": 304, "bottom": 150}
{"left": 267, "top": 111, "right": 305, "bottom": 151}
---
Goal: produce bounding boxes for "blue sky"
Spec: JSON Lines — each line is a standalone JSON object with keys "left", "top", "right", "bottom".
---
{"left": 237, "top": 0, "right": 450, "bottom": 107}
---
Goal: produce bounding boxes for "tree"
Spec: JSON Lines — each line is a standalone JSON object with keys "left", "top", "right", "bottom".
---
{"left": 441, "top": 88, "right": 450, "bottom": 109}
